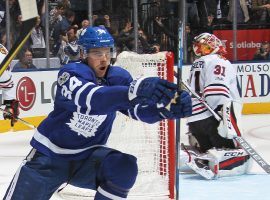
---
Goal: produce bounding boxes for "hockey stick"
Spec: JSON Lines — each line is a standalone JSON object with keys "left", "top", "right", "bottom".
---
{"left": 175, "top": 20, "right": 184, "bottom": 200}
{"left": 0, "top": 0, "right": 38, "bottom": 76}
{"left": 0, "top": 107, "right": 36, "bottom": 129}
{"left": 181, "top": 81, "right": 270, "bottom": 174}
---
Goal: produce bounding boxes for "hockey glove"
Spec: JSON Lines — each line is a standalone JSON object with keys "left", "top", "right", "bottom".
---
{"left": 128, "top": 77, "right": 177, "bottom": 106}
{"left": 158, "top": 91, "right": 192, "bottom": 119}
{"left": 3, "top": 100, "right": 20, "bottom": 127}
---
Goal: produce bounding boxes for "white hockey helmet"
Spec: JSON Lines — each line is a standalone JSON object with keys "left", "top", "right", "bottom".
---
{"left": 192, "top": 33, "right": 226, "bottom": 57}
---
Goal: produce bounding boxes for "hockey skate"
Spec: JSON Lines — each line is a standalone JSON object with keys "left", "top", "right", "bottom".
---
{"left": 186, "top": 158, "right": 216, "bottom": 180}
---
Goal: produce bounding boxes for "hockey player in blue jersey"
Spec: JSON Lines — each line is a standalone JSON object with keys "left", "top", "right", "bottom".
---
{"left": 4, "top": 26, "right": 192, "bottom": 200}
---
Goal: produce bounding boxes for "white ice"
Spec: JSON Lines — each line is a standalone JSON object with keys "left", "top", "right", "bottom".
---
{"left": 0, "top": 114, "right": 270, "bottom": 200}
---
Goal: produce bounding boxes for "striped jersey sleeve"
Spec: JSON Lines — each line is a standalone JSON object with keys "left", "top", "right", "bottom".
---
{"left": 0, "top": 69, "right": 16, "bottom": 100}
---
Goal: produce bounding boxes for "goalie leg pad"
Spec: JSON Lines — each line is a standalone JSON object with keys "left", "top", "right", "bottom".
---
{"left": 180, "top": 144, "right": 218, "bottom": 179}
{"left": 184, "top": 148, "right": 250, "bottom": 179}
{"left": 218, "top": 100, "right": 243, "bottom": 139}
{"left": 186, "top": 158, "right": 216, "bottom": 180}
{"left": 179, "top": 145, "right": 201, "bottom": 172}
{"left": 97, "top": 152, "right": 138, "bottom": 199}
{"left": 208, "top": 148, "right": 250, "bottom": 178}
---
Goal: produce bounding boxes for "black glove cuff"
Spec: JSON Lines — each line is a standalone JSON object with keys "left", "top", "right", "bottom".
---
{"left": 3, "top": 100, "right": 15, "bottom": 106}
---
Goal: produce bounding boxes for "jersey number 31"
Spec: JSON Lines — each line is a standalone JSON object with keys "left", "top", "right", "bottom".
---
{"left": 214, "top": 65, "right": 226, "bottom": 77}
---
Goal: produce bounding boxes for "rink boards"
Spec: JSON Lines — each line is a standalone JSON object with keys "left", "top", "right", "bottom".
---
{"left": 0, "top": 60, "right": 269, "bottom": 132}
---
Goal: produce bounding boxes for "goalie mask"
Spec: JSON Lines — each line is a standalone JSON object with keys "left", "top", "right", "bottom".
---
{"left": 192, "top": 33, "right": 226, "bottom": 57}
{"left": 78, "top": 26, "right": 114, "bottom": 58}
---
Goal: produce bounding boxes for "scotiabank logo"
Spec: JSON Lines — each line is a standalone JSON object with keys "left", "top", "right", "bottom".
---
{"left": 16, "top": 77, "right": 36, "bottom": 111}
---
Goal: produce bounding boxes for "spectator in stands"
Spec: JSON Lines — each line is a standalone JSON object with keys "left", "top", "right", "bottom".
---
{"left": 76, "top": 19, "right": 90, "bottom": 38}
{"left": 197, "top": 0, "right": 217, "bottom": 27}
{"left": 52, "top": 9, "right": 76, "bottom": 56}
{"left": 138, "top": 28, "right": 161, "bottom": 54}
{"left": 154, "top": 16, "right": 177, "bottom": 41}
{"left": 187, "top": 0, "right": 200, "bottom": 28}
{"left": 0, "top": 1, "right": 5, "bottom": 29}
{"left": 60, "top": 0, "right": 71, "bottom": 9}
{"left": 253, "top": 41, "right": 270, "bottom": 60}
{"left": 93, "top": 14, "right": 117, "bottom": 37}
{"left": 201, "top": 13, "right": 215, "bottom": 33}
{"left": 151, "top": 43, "right": 161, "bottom": 53}
{"left": 58, "top": 25, "right": 80, "bottom": 64}
{"left": 227, "top": 0, "right": 250, "bottom": 23}
{"left": 11, "top": 14, "right": 24, "bottom": 47}
{"left": 186, "top": 24, "right": 195, "bottom": 63}
{"left": 49, "top": 2, "right": 65, "bottom": 27}
{"left": 13, "top": 49, "right": 37, "bottom": 71}
{"left": 117, "top": 21, "right": 156, "bottom": 54}
{"left": 251, "top": 0, "right": 270, "bottom": 23}
{"left": 0, "top": 31, "right": 8, "bottom": 47}
{"left": 9, "top": 0, "right": 21, "bottom": 32}
{"left": 30, "top": 16, "right": 46, "bottom": 58}
{"left": 114, "top": 21, "right": 133, "bottom": 52}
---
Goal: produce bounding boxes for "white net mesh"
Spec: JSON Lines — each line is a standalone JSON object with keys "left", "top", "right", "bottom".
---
{"left": 57, "top": 51, "right": 175, "bottom": 200}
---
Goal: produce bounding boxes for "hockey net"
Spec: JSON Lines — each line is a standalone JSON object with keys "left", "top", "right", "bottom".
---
{"left": 56, "top": 51, "right": 175, "bottom": 200}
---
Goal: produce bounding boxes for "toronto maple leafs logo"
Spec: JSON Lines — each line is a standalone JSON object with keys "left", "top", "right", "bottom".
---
{"left": 67, "top": 112, "right": 107, "bottom": 138}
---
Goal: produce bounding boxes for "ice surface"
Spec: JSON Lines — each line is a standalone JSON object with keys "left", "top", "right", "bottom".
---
{"left": 0, "top": 114, "right": 270, "bottom": 200}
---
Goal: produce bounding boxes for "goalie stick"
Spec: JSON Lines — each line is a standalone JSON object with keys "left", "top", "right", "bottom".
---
{"left": 0, "top": 0, "right": 38, "bottom": 76}
{"left": 181, "top": 81, "right": 270, "bottom": 174}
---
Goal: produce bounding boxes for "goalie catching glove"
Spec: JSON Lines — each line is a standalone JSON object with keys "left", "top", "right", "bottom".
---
{"left": 158, "top": 91, "right": 192, "bottom": 119}
{"left": 128, "top": 77, "right": 177, "bottom": 106}
{"left": 3, "top": 100, "right": 20, "bottom": 127}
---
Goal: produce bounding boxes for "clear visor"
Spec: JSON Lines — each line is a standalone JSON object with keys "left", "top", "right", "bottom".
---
{"left": 83, "top": 47, "right": 115, "bottom": 59}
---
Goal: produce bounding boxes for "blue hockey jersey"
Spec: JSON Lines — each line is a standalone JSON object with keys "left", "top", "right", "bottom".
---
{"left": 30, "top": 62, "right": 162, "bottom": 160}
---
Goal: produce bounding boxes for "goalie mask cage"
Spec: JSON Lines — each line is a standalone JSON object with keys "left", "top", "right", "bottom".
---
{"left": 57, "top": 51, "right": 175, "bottom": 200}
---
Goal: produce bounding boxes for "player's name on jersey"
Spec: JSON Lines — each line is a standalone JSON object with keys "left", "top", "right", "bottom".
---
{"left": 192, "top": 61, "right": 204, "bottom": 69}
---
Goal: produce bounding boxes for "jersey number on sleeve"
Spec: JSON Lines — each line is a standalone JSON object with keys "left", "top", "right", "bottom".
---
{"left": 61, "top": 76, "right": 82, "bottom": 100}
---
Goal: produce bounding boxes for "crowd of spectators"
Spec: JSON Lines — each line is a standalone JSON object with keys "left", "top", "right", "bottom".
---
{"left": 0, "top": 0, "right": 270, "bottom": 69}
{"left": 253, "top": 41, "right": 270, "bottom": 60}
